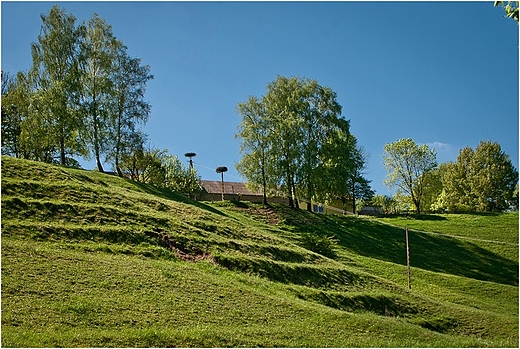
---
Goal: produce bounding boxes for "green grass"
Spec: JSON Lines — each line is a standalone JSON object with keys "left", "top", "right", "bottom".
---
{"left": 1, "top": 156, "right": 518, "bottom": 347}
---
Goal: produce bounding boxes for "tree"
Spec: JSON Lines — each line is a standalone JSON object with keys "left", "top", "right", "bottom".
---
{"left": 370, "top": 194, "right": 397, "bottom": 214}
{"left": 262, "top": 76, "right": 303, "bottom": 208}
{"left": 316, "top": 119, "right": 373, "bottom": 213}
{"left": 439, "top": 147, "right": 476, "bottom": 212}
{"left": 79, "top": 13, "right": 121, "bottom": 172}
{"left": 469, "top": 141, "right": 518, "bottom": 211}
{"left": 345, "top": 146, "right": 374, "bottom": 213}
{"left": 434, "top": 141, "right": 518, "bottom": 212}
{"left": 297, "top": 79, "right": 343, "bottom": 212}
{"left": 107, "top": 46, "right": 153, "bottom": 176}
{"left": 162, "top": 154, "right": 201, "bottom": 198}
{"left": 235, "top": 96, "right": 274, "bottom": 206}
{"left": 494, "top": 1, "right": 519, "bottom": 23}
{"left": 419, "top": 165, "right": 444, "bottom": 213}
{"left": 237, "top": 76, "right": 355, "bottom": 211}
{"left": 382, "top": 138, "right": 437, "bottom": 214}
{"left": 1, "top": 70, "right": 25, "bottom": 157}
{"left": 23, "top": 5, "right": 85, "bottom": 165}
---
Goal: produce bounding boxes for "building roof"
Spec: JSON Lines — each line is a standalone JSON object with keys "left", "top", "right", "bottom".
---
{"left": 200, "top": 180, "right": 262, "bottom": 196}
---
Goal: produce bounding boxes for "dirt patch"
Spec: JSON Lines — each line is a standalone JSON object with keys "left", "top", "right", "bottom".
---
{"left": 144, "top": 229, "right": 214, "bottom": 263}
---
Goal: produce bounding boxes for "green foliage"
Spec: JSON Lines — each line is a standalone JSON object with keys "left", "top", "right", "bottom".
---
{"left": 162, "top": 154, "right": 202, "bottom": 198}
{"left": 107, "top": 46, "right": 153, "bottom": 175}
{"left": 299, "top": 232, "right": 338, "bottom": 259}
{"left": 370, "top": 194, "right": 398, "bottom": 214}
{"left": 435, "top": 141, "right": 518, "bottom": 212}
{"left": 494, "top": 1, "right": 519, "bottom": 22}
{"left": 236, "top": 76, "right": 371, "bottom": 210}
{"left": 26, "top": 5, "right": 85, "bottom": 165}
{"left": 382, "top": 138, "right": 437, "bottom": 214}
{"left": 1, "top": 5, "right": 153, "bottom": 172}
{"left": 1, "top": 157, "right": 518, "bottom": 347}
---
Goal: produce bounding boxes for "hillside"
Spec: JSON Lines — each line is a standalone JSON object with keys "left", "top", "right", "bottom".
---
{"left": 1, "top": 156, "right": 518, "bottom": 347}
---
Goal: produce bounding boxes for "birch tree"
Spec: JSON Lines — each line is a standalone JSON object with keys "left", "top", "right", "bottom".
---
{"left": 383, "top": 138, "right": 437, "bottom": 214}
{"left": 79, "top": 13, "right": 121, "bottom": 172}
{"left": 108, "top": 47, "right": 153, "bottom": 176}
{"left": 25, "top": 5, "right": 84, "bottom": 165}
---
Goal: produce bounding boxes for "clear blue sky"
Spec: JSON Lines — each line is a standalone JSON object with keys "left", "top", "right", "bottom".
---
{"left": 2, "top": 1, "right": 518, "bottom": 196}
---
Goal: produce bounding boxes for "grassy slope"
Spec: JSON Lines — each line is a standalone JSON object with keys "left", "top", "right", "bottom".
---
{"left": 1, "top": 156, "right": 518, "bottom": 347}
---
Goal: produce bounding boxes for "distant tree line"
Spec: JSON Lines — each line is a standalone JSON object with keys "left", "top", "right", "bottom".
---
{"left": 235, "top": 75, "right": 374, "bottom": 211}
{"left": 1, "top": 5, "right": 201, "bottom": 197}
{"left": 379, "top": 138, "right": 518, "bottom": 214}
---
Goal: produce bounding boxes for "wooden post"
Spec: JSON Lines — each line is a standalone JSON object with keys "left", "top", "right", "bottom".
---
{"left": 406, "top": 227, "right": 411, "bottom": 290}
{"left": 215, "top": 166, "right": 228, "bottom": 202}
{"left": 220, "top": 172, "right": 224, "bottom": 201}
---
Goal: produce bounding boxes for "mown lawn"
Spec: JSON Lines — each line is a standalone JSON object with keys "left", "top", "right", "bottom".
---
{"left": 1, "top": 156, "right": 518, "bottom": 347}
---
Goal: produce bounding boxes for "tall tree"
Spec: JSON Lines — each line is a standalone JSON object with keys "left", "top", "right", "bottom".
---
{"left": 346, "top": 146, "right": 374, "bottom": 213}
{"left": 262, "top": 76, "right": 303, "bottom": 208}
{"left": 469, "top": 141, "right": 518, "bottom": 211}
{"left": 235, "top": 96, "right": 274, "bottom": 206}
{"left": 382, "top": 138, "right": 437, "bottom": 214}
{"left": 1, "top": 71, "right": 25, "bottom": 158}
{"left": 316, "top": 118, "right": 372, "bottom": 213}
{"left": 437, "top": 141, "right": 518, "bottom": 212}
{"left": 297, "top": 79, "right": 343, "bottom": 211}
{"left": 108, "top": 46, "right": 153, "bottom": 176}
{"left": 236, "top": 75, "right": 362, "bottom": 210}
{"left": 26, "top": 5, "right": 84, "bottom": 165}
{"left": 79, "top": 13, "right": 121, "bottom": 172}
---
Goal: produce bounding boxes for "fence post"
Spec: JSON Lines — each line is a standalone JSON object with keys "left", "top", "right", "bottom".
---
{"left": 406, "top": 227, "right": 411, "bottom": 290}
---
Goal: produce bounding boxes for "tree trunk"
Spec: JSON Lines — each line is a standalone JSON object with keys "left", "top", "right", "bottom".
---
{"left": 94, "top": 119, "right": 104, "bottom": 173}
{"left": 414, "top": 200, "right": 421, "bottom": 214}
{"left": 261, "top": 165, "right": 268, "bottom": 206}
{"left": 115, "top": 111, "right": 123, "bottom": 176}
{"left": 59, "top": 137, "right": 66, "bottom": 166}
{"left": 306, "top": 176, "right": 312, "bottom": 212}
{"left": 351, "top": 179, "right": 356, "bottom": 214}
{"left": 291, "top": 180, "right": 299, "bottom": 209}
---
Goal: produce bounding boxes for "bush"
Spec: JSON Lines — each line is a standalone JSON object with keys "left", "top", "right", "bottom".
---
{"left": 299, "top": 232, "right": 338, "bottom": 259}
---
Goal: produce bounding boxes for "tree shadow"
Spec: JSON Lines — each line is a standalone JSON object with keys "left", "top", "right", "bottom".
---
{"left": 379, "top": 214, "right": 447, "bottom": 221}
{"left": 123, "top": 179, "right": 226, "bottom": 217}
{"left": 290, "top": 215, "right": 518, "bottom": 286}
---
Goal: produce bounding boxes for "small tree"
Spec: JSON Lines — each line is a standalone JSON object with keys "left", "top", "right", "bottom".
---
{"left": 382, "top": 138, "right": 437, "bottom": 214}
{"left": 163, "top": 154, "right": 201, "bottom": 198}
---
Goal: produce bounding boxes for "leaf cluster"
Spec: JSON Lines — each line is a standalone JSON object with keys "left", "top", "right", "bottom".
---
{"left": 1, "top": 5, "right": 153, "bottom": 173}
{"left": 434, "top": 140, "right": 518, "bottom": 212}
{"left": 382, "top": 138, "right": 437, "bottom": 214}
{"left": 235, "top": 76, "right": 373, "bottom": 210}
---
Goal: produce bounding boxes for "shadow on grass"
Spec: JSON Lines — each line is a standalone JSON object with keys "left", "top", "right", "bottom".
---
{"left": 379, "top": 214, "right": 447, "bottom": 221}
{"left": 123, "top": 179, "right": 226, "bottom": 217}
{"left": 283, "top": 212, "right": 518, "bottom": 286}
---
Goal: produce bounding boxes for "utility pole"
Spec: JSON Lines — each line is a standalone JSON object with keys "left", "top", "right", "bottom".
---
{"left": 216, "top": 166, "right": 228, "bottom": 201}
{"left": 184, "top": 152, "right": 196, "bottom": 170}
{"left": 406, "top": 227, "right": 411, "bottom": 290}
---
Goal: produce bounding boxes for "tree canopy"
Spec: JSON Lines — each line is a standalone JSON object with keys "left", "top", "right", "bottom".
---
{"left": 235, "top": 75, "right": 372, "bottom": 211}
{"left": 2, "top": 5, "right": 153, "bottom": 175}
{"left": 382, "top": 138, "right": 437, "bottom": 214}
{"left": 433, "top": 140, "right": 518, "bottom": 212}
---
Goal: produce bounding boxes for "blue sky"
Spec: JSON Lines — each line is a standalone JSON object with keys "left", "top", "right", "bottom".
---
{"left": 2, "top": 1, "right": 518, "bottom": 196}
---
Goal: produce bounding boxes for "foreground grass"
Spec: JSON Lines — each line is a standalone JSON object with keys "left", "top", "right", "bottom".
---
{"left": 1, "top": 156, "right": 518, "bottom": 347}
{"left": 3, "top": 238, "right": 510, "bottom": 348}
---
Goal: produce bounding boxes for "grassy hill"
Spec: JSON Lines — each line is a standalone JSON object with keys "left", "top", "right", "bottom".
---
{"left": 1, "top": 156, "right": 518, "bottom": 347}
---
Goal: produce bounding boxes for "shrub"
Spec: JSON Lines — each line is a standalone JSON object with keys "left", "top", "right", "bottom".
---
{"left": 299, "top": 232, "right": 337, "bottom": 259}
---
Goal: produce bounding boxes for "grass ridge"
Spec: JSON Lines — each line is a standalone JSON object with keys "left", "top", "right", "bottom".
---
{"left": 1, "top": 156, "right": 518, "bottom": 347}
